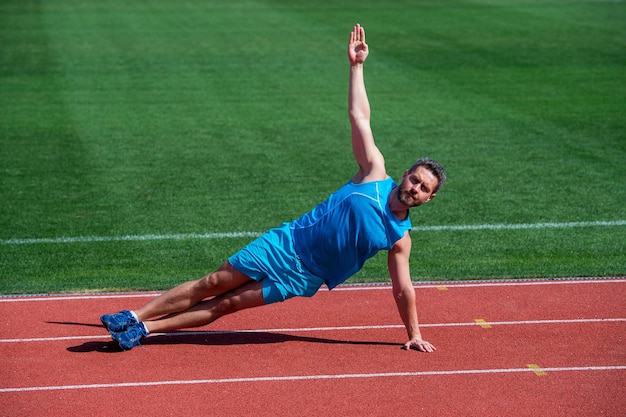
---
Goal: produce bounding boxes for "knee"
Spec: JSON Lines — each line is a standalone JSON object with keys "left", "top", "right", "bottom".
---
{"left": 197, "top": 267, "right": 232, "bottom": 296}
{"left": 213, "top": 296, "right": 241, "bottom": 318}
{"left": 197, "top": 272, "right": 220, "bottom": 295}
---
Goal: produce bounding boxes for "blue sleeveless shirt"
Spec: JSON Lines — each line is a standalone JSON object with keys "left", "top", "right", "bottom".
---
{"left": 290, "top": 177, "right": 412, "bottom": 289}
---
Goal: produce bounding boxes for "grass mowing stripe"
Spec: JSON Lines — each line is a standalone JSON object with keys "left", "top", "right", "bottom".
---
{"left": 2, "top": 220, "right": 624, "bottom": 245}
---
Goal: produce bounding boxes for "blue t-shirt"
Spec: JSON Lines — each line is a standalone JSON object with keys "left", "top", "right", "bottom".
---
{"left": 290, "top": 177, "right": 412, "bottom": 289}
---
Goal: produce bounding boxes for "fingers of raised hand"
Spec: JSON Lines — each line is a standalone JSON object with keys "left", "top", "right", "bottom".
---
{"left": 351, "top": 23, "right": 365, "bottom": 43}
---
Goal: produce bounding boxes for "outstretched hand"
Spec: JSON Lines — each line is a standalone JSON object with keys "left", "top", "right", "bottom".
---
{"left": 348, "top": 24, "right": 369, "bottom": 65}
{"left": 403, "top": 338, "right": 436, "bottom": 353}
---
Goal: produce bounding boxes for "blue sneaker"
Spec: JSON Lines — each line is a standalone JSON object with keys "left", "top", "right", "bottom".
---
{"left": 100, "top": 310, "right": 138, "bottom": 332}
{"left": 111, "top": 323, "right": 148, "bottom": 351}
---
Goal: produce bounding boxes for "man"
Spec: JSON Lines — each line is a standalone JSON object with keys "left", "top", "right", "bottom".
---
{"left": 101, "top": 24, "right": 446, "bottom": 352}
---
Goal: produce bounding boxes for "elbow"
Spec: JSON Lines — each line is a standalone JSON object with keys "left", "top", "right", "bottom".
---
{"left": 349, "top": 112, "right": 371, "bottom": 127}
{"left": 394, "top": 285, "right": 415, "bottom": 302}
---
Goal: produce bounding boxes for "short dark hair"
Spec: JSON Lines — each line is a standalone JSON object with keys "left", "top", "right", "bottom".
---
{"left": 409, "top": 158, "right": 446, "bottom": 192}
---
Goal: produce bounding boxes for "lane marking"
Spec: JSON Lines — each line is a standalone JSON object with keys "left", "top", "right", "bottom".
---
{"left": 474, "top": 319, "right": 492, "bottom": 329}
{"left": 2, "top": 220, "right": 625, "bottom": 245}
{"left": 1, "top": 366, "right": 624, "bottom": 393}
{"left": 336, "top": 278, "right": 626, "bottom": 291}
{"left": 2, "top": 318, "right": 624, "bottom": 343}
{"left": 527, "top": 364, "right": 548, "bottom": 376}
{"left": 1, "top": 278, "right": 624, "bottom": 302}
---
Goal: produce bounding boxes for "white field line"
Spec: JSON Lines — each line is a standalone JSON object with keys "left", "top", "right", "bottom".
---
{"left": 0, "top": 231, "right": 261, "bottom": 245}
{"left": 0, "top": 292, "right": 163, "bottom": 302}
{"left": 1, "top": 318, "right": 624, "bottom": 343}
{"left": 1, "top": 365, "right": 625, "bottom": 393}
{"left": 1, "top": 278, "right": 624, "bottom": 302}
{"left": 2, "top": 220, "right": 625, "bottom": 245}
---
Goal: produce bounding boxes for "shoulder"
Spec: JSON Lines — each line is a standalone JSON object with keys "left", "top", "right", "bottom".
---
{"left": 352, "top": 159, "right": 388, "bottom": 184}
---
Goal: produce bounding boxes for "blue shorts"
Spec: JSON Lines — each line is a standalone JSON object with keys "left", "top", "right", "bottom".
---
{"left": 228, "top": 223, "right": 326, "bottom": 304}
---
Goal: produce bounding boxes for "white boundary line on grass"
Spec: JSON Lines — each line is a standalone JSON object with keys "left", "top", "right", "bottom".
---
{"left": 1, "top": 318, "right": 624, "bottom": 343}
{"left": 1, "top": 220, "right": 625, "bottom": 245}
{"left": 1, "top": 365, "right": 625, "bottom": 393}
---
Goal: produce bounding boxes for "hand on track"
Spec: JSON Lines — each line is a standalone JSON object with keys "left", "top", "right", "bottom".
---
{"left": 403, "top": 338, "right": 436, "bottom": 352}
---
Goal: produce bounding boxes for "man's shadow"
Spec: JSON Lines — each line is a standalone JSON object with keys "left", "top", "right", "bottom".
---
{"left": 52, "top": 321, "right": 400, "bottom": 353}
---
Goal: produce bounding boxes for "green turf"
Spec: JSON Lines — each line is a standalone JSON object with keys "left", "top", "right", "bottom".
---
{"left": 1, "top": 0, "right": 625, "bottom": 294}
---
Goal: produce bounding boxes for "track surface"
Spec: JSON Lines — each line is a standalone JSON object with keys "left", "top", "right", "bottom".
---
{"left": 1, "top": 279, "right": 625, "bottom": 416}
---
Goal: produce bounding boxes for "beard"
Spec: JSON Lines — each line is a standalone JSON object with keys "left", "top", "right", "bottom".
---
{"left": 397, "top": 188, "right": 420, "bottom": 207}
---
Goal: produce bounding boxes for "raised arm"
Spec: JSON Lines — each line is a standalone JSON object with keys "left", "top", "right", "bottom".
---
{"left": 348, "top": 24, "right": 386, "bottom": 184}
{"left": 388, "top": 233, "right": 436, "bottom": 352}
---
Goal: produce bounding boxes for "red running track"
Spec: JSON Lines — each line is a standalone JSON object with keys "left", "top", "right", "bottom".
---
{"left": 1, "top": 279, "right": 625, "bottom": 416}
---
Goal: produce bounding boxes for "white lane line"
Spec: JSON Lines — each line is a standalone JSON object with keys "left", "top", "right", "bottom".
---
{"left": 1, "top": 366, "right": 625, "bottom": 393}
{"left": 2, "top": 318, "right": 624, "bottom": 343}
{"left": 2, "top": 220, "right": 625, "bottom": 245}
{"left": 1, "top": 278, "right": 624, "bottom": 302}
{"left": 336, "top": 278, "right": 626, "bottom": 291}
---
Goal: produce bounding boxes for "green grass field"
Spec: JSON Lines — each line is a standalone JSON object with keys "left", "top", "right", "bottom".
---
{"left": 1, "top": 0, "right": 625, "bottom": 294}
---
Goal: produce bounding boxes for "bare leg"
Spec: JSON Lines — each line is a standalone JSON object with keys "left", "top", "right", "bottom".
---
{"left": 134, "top": 261, "right": 252, "bottom": 322}
{"left": 144, "top": 279, "right": 265, "bottom": 333}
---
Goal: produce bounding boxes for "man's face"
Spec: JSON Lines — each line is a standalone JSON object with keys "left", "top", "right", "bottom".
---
{"left": 397, "top": 166, "right": 438, "bottom": 207}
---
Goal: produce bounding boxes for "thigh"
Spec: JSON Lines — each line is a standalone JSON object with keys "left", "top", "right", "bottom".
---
{"left": 220, "top": 278, "right": 266, "bottom": 313}
{"left": 192, "top": 278, "right": 266, "bottom": 316}
{"left": 202, "top": 261, "right": 254, "bottom": 297}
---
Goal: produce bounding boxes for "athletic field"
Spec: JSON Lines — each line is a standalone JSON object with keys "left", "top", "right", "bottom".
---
{"left": 1, "top": 0, "right": 625, "bottom": 294}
